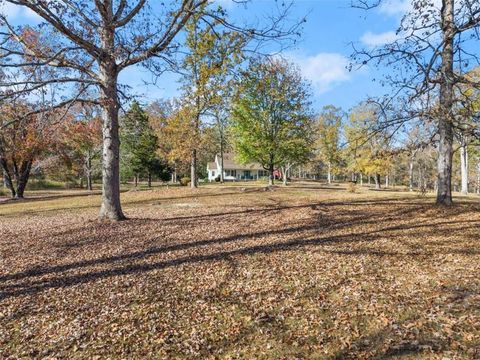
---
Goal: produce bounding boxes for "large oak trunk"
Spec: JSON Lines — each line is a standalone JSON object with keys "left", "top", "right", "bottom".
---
{"left": 98, "top": 60, "right": 125, "bottom": 221}
{"left": 436, "top": 0, "right": 454, "bottom": 206}
{"left": 0, "top": 158, "right": 32, "bottom": 199}
{"left": 15, "top": 160, "right": 32, "bottom": 199}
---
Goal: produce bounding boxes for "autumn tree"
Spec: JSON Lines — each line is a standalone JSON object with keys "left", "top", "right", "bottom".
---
{"left": 180, "top": 9, "right": 245, "bottom": 188}
{"left": 0, "top": 102, "right": 53, "bottom": 198}
{"left": 346, "top": 104, "right": 392, "bottom": 189}
{"left": 0, "top": 0, "right": 300, "bottom": 220}
{"left": 232, "top": 57, "right": 313, "bottom": 186}
{"left": 314, "top": 105, "right": 344, "bottom": 184}
{"left": 159, "top": 105, "right": 198, "bottom": 182}
{"left": 454, "top": 67, "right": 480, "bottom": 194}
{"left": 147, "top": 99, "right": 180, "bottom": 182}
{"left": 353, "top": 0, "right": 480, "bottom": 205}
{"left": 56, "top": 106, "right": 102, "bottom": 190}
{"left": 401, "top": 124, "right": 433, "bottom": 192}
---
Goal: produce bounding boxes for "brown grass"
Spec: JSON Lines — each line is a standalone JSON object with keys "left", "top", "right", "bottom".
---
{"left": 0, "top": 182, "right": 479, "bottom": 359}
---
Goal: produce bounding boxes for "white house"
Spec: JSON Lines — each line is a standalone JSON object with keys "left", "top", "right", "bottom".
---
{"left": 207, "top": 153, "right": 269, "bottom": 181}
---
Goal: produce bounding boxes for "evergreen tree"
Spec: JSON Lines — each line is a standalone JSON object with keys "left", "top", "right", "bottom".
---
{"left": 121, "top": 101, "right": 161, "bottom": 187}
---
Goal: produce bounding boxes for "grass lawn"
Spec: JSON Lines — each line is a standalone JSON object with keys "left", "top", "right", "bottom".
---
{"left": 0, "top": 182, "right": 479, "bottom": 359}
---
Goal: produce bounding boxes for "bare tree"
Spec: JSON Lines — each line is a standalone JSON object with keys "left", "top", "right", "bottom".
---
{"left": 0, "top": 0, "right": 301, "bottom": 220}
{"left": 352, "top": 0, "right": 480, "bottom": 205}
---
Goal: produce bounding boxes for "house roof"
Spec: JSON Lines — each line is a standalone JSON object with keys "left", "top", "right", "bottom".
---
{"left": 218, "top": 153, "right": 264, "bottom": 171}
{"left": 207, "top": 162, "right": 217, "bottom": 170}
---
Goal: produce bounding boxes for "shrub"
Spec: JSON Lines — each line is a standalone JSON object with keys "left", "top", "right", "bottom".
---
{"left": 0, "top": 187, "right": 9, "bottom": 197}
{"left": 180, "top": 177, "right": 191, "bottom": 186}
{"left": 347, "top": 181, "right": 357, "bottom": 193}
{"left": 26, "top": 179, "right": 66, "bottom": 190}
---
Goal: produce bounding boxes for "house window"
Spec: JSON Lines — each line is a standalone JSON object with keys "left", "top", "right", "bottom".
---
{"left": 258, "top": 170, "right": 268, "bottom": 177}
{"left": 225, "top": 169, "right": 236, "bottom": 177}
{"left": 212, "top": 171, "right": 215, "bottom": 176}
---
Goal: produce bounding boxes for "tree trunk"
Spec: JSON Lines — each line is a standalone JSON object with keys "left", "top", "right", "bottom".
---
{"left": 282, "top": 166, "right": 288, "bottom": 186}
{"left": 268, "top": 161, "right": 274, "bottom": 186}
{"left": 220, "top": 133, "right": 225, "bottom": 183}
{"left": 436, "top": 0, "right": 454, "bottom": 206}
{"left": 134, "top": 175, "right": 138, "bottom": 187}
{"left": 409, "top": 153, "right": 415, "bottom": 192}
{"left": 385, "top": 175, "right": 389, "bottom": 188}
{"left": 460, "top": 136, "right": 468, "bottom": 195}
{"left": 476, "top": 161, "right": 480, "bottom": 194}
{"left": 0, "top": 159, "right": 16, "bottom": 198}
{"left": 172, "top": 163, "right": 177, "bottom": 183}
{"left": 327, "top": 162, "right": 331, "bottom": 184}
{"left": 148, "top": 172, "right": 152, "bottom": 188}
{"left": 87, "top": 174, "right": 92, "bottom": 191}
{"left": 86, "top": 152, "right": 93, "bottom": 191}
{"left": 374, "top": 173, "right": 381, "bottom": 189}
{"left": 359, "top": 172, "right": 363, "bottom": 186}
{"left": 190, "top": 148, "right": 197, "bottom": 188}
{"left": 85, "top": 150, "right": 93, "bottom": 191}
{"left": 14, "top": 160, "right": 32, "bottom": 199}
{"left": 98, "top": 58, "right": 125, "bottom": 220}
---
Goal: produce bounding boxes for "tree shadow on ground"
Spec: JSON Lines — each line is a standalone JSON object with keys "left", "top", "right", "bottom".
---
{"left": 1, "top": 200, "right": 478, "bottom": 300}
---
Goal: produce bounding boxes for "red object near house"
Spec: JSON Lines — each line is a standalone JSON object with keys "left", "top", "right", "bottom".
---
{"left": 273, "top": 169, "right": 282, "bottom": 179}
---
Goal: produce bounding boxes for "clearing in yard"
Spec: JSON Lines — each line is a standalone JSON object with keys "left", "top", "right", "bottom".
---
{"left": 0, "top": 182, "right": 479, "bottom": 359}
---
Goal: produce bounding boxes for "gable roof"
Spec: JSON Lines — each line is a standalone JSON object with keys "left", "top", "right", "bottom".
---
{"left": 207, "top": 162, "right": 217, "bottom": 170}
{"left": 217, "top": 153, "right": 264, "bottom": 171}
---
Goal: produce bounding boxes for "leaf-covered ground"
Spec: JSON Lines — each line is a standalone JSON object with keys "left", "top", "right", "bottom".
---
{"left": 0, "top": 183, "right": 479, "bottom": 359}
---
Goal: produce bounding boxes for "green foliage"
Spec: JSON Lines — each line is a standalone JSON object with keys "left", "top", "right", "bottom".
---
{"left": 314, "top": 105, "right": 344, "bottom": 174}
{"left": 231, "top": 58, "right": 313, "bottom": 174}
{"left": 26, "top": 179, "right": 71, "bottom": 190}
{"left": 121, "top": 101, "right": 166, "bottom": 181}
{"left": 177, "top": 11, "right": 245, "bottom": 183}
{"left": 149, "top": 158, "right": 172, "bottom": 182}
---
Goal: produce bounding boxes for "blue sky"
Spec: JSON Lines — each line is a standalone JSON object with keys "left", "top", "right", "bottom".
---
{"left": 1, "top": 0, "right": 413, "bottom": 112}
{"left": 120, "top": 0, "right": 409, "bottom": 112}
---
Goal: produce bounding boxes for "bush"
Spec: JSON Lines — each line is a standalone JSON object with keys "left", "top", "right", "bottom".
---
{"left": 26, "top": 179, "right": 66, "bottom": 190}
{"left": 347, "top": 181, "right": 357, "bottom": 193}
{"left": 180, "top": 177, "right": 191, "bottom": 186}
{"left": 0, "top": 187, "right": 9, "bottom": 197}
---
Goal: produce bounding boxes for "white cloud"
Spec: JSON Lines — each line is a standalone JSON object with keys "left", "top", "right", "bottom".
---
{"left": 0, "top": 2, "right": 40, "bottom": 21}
{"left": 360, "top": 31, "right": 399, "bottom": 46}
{"left": 378, "top": 0, "right": 441, "bottom": 16}
{"left": 0, "top": 2, "right": 22, "bottom": 17}
{"left": 286, "top": 52, "right": 351, "bottom": 95}
{"left": 378, "top": 0, "right": 411, "bottom": 16}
